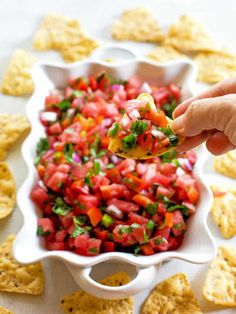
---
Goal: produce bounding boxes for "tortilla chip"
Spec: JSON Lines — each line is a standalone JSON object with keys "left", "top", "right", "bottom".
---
{"left": 0, "top": 163, "right": 16, "bottom": 219}
{"left": 165, "top": 15, "right": 217, "bottom": 53}
{"left": 112, "top": 8, "right": 164, "bottom": 43}
{"left": 142, "top": 273, "right": 202, "bottom": 314}
{"left": 213, "top": 150, "right": 236, "bottom": 179}
{"left": 0, "top": 306, "right": 15, "bottom": 314}
{"left": 194, "top": 50, "right": 236, "bottom": 83}
{"left": 0, "top": 235, "right": 44, "bottom": 295}
{"left": 203, "top": 246, "right": 236, "bottom": 306}
{"left": 33, "top": 14, "right": 84, "bottom": 51}
{"left": 60, "top": 37, "right": 99, "bottom": 62}
{"left": 1, "top": 50, "right": 36, "bottom": 96}
{"left": 0, "top": 114, "right": 30, "bottom": 161}
{"left": 211, "top": 185, "right": 236, "bottom": 239}
{"left": 60, "top": 272, "right": 133, "bottom": 314}
{"left": 147, "top": 45, "right": 188, "bottom": 63}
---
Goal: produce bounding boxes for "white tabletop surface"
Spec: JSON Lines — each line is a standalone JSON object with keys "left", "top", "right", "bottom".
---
{"left": 0, "top": 0, "right": 236, "bottom": 313}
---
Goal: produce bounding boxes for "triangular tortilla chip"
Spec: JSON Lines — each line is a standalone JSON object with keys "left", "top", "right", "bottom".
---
{"left": 60, "top": 37, "right": 99, "bottom": 62}
{"left": 147, "top": 45, "right": 188, "bottom": 63}
{"left": 211, "top": 185, "right": 236, "bottom": 239}
{"left": 142, "top": 273, "right": 202, "bottom": 314}
{"left": 165, "top": 15, "right": 217, "bottom": 52}
{"left": 195, "top": 50, "right": 236, "bottom": 83}
{"left": 108, "top": 93, "right": 183, "bottom": 159}
{"left": 0, "top": 235, "right": 44, "bottom": 295}
{"left": 203, "top": 246, "right": 236, "bottom": 306}
{"left": 0, "top": 114, "right": 30, "bottom": 161}
{"left": 33, "top": 14, "right": 85, "bottom": 51}
{"left": 1, "top": 49, "right": 36, "bottom": 96}
{"left": 60, "top": 272, "right": 133, "bottom": 314}
{"left": 0, "top": 162, "right": 16, "bottom": 219}
{"left": 0, "top": 306, "right": 15, "bottom": 314}
{"left": 213, "top": 150, "right": 236, "bottom": 179}
{"left": 112, "top": 8, "right": 164, "bottom": 42}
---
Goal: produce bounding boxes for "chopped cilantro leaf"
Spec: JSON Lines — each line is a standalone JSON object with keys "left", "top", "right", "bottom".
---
{"left": 72, "top": 225, "right": 91, "bottom": 238}
{"left": 106, "top": 163, "right": 115, "bottom": 169}
{"left": 109, "top": 123, "right": 119, "bottom": 137}
{"left": 146, "top": 220, "right": 155, "bottom": 230}
{"left": 122, "top": 134, "right": 137, "bottom": 149}
{"left": 130, "top": 120, "right": 148, "bottom": 136}
{"left": 52, "top": 197, "right": 72, "bottom": 216}
{"left": 35, "top": 137, "right": 49, "bottom": 164}
{"left": 146, "top": 202, "right": 158, "bottom": 215}
{"left": 37, "top": 226, "right": 50, "bottom": 236}
{"left": 56, "top": 100, "right": 71, "bottom": 111}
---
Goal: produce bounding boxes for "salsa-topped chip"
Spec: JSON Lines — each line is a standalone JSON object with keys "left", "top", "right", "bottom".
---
{"left": 60, "top": 272, "right": 133, "bottom": 314}
{"left": 108, "top": 93, "right": 183, "bottom": 159}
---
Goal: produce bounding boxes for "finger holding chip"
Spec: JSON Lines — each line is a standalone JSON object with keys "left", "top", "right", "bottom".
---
{"left": 108, "top": 93, "right": 184, "bottom": 159}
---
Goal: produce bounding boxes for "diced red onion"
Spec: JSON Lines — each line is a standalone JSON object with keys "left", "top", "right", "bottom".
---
{"left": 151, "top": 129, "right": 165, "bottom": 139}
{"left": 129, "top": 109, "right": 140, "bottom": 120}
{"left": 120, "top": 114, "right": 131, "bottom": 128}
{"left": 185, "top": 159, "right": 193, "bottom": 171}
{"left": 110, "top": 154, "right": 120, "bottom": 164}
{"left": 112, "top": 84, "right": 123, "bottom": 91}
{"left": 38, "top": 180, "right": 47, "bottom": 191}
{"left": 67, "top": 108, "right": 75, "bottom": 118}
{"left": 101, "top": 118, "right": 113, "bottom": 128}
{"left": 140, "top": 82, "right": 152, "bottom": 94}
{"left": 176, "top": 167, "right": 185, "bottom": 176}
{"left": 40, "top": 111, "right": 57, "bottom": 122}
{"left": 106, "top": 204, "right": 124, "bottom": 219}
{"left": 72, "top": 153, "right": 81, "bottom": 163}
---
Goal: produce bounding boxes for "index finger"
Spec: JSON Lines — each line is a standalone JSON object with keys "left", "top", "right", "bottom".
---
{"left": 173, "top": 77, "right": 236, "bottom": 119}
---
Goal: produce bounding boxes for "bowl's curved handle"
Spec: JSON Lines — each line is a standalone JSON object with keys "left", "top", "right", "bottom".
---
{"left": 66, "top": 262, "right": 160, "bottom": 299}
{"left": 90, "top": 45, "right": 138, "bottom": 63}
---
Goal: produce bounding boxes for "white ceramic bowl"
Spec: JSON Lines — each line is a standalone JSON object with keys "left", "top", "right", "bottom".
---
{"left": 14, "top": 46, "right": 216, "bottom": 299}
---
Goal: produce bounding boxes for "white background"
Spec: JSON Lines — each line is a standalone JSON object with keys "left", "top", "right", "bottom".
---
{"left": 0, "top": 0, "right": 236, "bottom": 313}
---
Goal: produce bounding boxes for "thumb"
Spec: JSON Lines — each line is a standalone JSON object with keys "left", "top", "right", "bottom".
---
{"left": 172, "top": 94, "right": 236, "bottom": 145}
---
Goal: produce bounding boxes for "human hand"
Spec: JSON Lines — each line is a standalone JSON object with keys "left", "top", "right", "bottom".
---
{"left": 172, "top": 78, "right": 236, "bottom": 155}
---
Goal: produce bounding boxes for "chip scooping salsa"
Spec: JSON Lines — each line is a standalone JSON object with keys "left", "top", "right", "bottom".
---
{"left": 30, "top": 73, "right": 199, "bottom": 256}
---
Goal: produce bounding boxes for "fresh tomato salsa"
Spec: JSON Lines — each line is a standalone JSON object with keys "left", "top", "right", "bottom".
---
{"left": 31, "top": 73, "right": 199, "bottom": 256}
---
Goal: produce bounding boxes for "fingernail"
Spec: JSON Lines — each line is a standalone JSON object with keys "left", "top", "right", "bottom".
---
{"left": 172, "top": 115, "right": 184, "bottom": 132}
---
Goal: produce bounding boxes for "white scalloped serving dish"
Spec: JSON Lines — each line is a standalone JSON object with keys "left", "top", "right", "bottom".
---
{"left": 14, "top": 46, "right": 216, "bottom": 299}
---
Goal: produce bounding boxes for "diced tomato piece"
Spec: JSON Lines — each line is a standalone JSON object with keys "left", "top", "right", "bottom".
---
{"left": 161, "top": 163, "right": 177, "bottom": 175}
{"left": 103, "top": 241, "right": 115, "bottom": 252}
{"left": 37, "top": 164, "right": 45, "bottom": 178}
{"left": 106, "top": 168, "right": 121, "bottom": 183}
{"left": 141, "top": 244, "right": 155, "bottom": 255}
{"left": 113, "top": 225, "right": 128, "bottom": 243}
{"left": 153, "top": 87, "right": 170, "bottom": 105}
{"left": 71, "top": 165, "right": 86, "bottom": 180}
{"left": 172, "top": 210, "right": 186, "bottom": 236}
{"left": 132, "top": 226, "right": 147, "bottom": 244}
{"left": 77, "top": 194, "right": 99, "bottom": 211}
{"left": 157, "top": 202, "right": 167, "bottom": 216}
{"left": 59, "top": 211, "right": 74, "bottom": 228}
{"left": 45, "top": 95, "right": 60, "bottom": 108}
{"left": 47, "top": 172, "right": 68, "bottom": 192}
{"left": 148, "top": 110, "right": 168, "bottom": 127}
{"left": 123, "top": 173, "right": 146, "bottom": 192}
{"left": 87, "top": 207, "right": 103, "bottom": 226}
{"left": 137, "top": 132, "right": 153, "bottom": 151}
{"left": 93, "top": 229, "right": 108, "bottom": 241}
{"left": 30, "top": 186, "right": 51, "bottom": 208}
{"left": 132, "top": 194, "right": 153, "bottom": 207}
{"left": 150, "top": 235, "right": 168, "bottom": 251}
{"left": 43, "top": 163, "right": 57, "bottom": 184}
{"left": 49, "top": 122, "right": 62, "bottom": 135}
{"left": 57, "top": 164, "right": 71, "bottom": 173}
{"left": 55, "top": 229, "right": 67, "bottom": 242}
{"left": 182, "top": 201, "right": 196, "bottom": 215}
{"left": 127, "top": 212, "right": 149, "bottom": 225}
{"left": 116, "top": 159, "right": 136, "bottom": 176}
{"left": 169, "top": 84, "right": 180, "bottom": 103}
{"left": 89, "top": 76, "right": 98, "bottom": 90}
{"left": 156, "top": 186, "right": 174, "bottom": 199}
{"left": 108, "top": 198, "right": 139, "bottom": 213}
{"left": 46, "top": 241, "right": 65, "bottom": 251}
{"left": 153, "top": 174, "right": 171, "bottom": 187}
{"left": 155, "top": 226, "right": 171, "bottom": 240}
{"left": 168, "top": 235, "right": 184, "bottom": 250}
{"left": 100, "top": 184, "right": 125, "bottom": 199}
{"left": 38, "top": 218, "right": 55, "bottom": 234}
{"left": 86, "top": 238, "right": 102, "bottom": 256}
